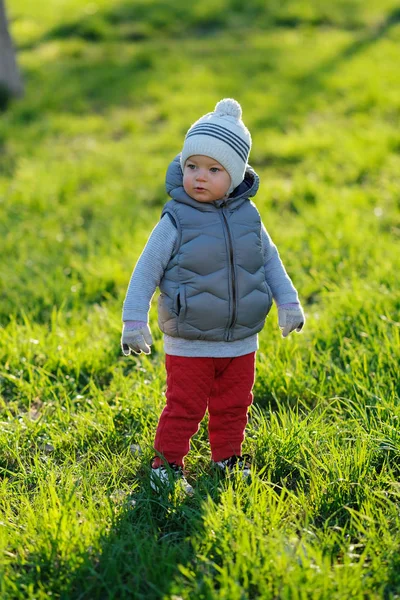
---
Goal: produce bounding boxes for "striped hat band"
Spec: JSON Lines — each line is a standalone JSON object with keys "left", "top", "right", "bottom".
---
{"left": 185, "top": 123, "right": 250, "bottom": 162}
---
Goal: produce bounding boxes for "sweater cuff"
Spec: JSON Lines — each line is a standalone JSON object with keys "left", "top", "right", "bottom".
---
{"left": 273, "top": 292, "right": 299, "bottom": 306}
{"left": 278, "top": 302, "right": 300, "bottom": 308}
{"left": 122, "top": 310, "right": 149, "bottom": 322}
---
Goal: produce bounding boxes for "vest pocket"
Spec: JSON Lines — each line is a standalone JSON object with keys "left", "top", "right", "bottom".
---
{"left": 177, "top": 285, "right": 187, "bottom": 320}
{"left": 174, "top": 289, "right": 180, "bottom": 316}
{"left": 158, "top": 292, "right": 177, "bottom": 325}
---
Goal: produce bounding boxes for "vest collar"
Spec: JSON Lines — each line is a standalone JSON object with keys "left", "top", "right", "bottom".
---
{"left": 165, "top": 154, "right": 260, "bottom": 211}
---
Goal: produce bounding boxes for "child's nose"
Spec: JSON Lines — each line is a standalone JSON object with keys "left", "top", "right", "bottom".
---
{"left": 196, "top": 169, "right": 207, "bottom": 181}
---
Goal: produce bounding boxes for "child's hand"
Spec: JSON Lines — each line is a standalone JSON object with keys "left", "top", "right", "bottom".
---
{"left": 278, "top": 304, "right": 305, "bottom": 338}
{"left": 121, "top": 322, "right": 153, "bottom": 355}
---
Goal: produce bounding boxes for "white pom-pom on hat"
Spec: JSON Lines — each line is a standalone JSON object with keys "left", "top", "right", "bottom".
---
{"left": 214, "top": 98, "right": 242, "bottom": 120}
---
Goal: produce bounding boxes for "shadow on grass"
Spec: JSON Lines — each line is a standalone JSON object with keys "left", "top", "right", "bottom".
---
{"left": 255, "top": 5, "right": 400, "bottom": 129}
{"left": 64, "top": 469, "right": 223, "bottom": 599}
{"left": 6, "top": 466, "right": 223, "bottom": 599}
{"left": 11, "top": 3, "right": 400, "bottom": 122}
{"left": 17, "top": 0, "right": 376, "bottom": 51}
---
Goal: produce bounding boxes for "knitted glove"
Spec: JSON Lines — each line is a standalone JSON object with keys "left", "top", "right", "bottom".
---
{"left": 121, "top": 321, "right": 153, "bottom": 355}
{"left": 278, "top": 303, "right": 305, "bottom": 338}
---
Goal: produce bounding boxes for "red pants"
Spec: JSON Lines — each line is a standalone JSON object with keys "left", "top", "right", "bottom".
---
{"left": 153, "top": 352, "right": 256, "bottom": 467}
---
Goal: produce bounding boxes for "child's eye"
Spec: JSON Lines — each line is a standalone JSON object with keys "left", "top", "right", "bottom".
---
{"left": 187, "top": 164, "right": 196, "bottom": 170}
{"left": 210, "top": 167, "right": 220, "bottom": 173}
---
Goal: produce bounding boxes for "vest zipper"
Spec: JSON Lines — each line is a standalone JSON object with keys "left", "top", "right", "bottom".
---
{"left": 220, "top": 205, "right": 236, "bottom": 340}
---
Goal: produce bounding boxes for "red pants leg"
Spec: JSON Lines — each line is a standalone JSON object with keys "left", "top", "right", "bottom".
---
{"left": 208, "top": 352, "right": 256, "bottom": 462}
{"left": 153, "top": 355, "right": 215, "bottom": 467}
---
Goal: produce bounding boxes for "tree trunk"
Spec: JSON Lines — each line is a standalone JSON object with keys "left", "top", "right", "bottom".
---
{"left": 0, "top": 0, "right": 23, "bottom": 97}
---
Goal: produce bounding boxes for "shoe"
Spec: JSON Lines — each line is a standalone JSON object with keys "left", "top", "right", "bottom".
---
{"left": 214, "top": 454, "right": 252, "bottom": 479}
{"left": 150, "top": 462, "right": 194, "bottom": 495}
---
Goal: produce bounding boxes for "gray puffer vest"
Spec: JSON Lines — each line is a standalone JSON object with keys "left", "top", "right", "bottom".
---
{"left": 158, "top": 155, "right": 272, "bottom": 342}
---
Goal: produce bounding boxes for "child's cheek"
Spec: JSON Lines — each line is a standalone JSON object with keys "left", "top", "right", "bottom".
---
{"left": 182, "top": 176, "right": 191, "bottom": 194}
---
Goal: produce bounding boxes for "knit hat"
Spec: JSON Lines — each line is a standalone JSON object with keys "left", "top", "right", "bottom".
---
{"left": 180, "top": 98, "right": 252, "bottom": 194}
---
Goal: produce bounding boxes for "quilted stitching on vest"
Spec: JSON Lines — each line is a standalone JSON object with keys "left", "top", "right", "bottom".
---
{"left": 158, "top": 197, "right": 272, "bottom": 342}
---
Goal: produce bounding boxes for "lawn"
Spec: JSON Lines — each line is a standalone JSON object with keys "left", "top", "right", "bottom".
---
{"left": 1, "top": 0, "right": 400, "bottom": 598}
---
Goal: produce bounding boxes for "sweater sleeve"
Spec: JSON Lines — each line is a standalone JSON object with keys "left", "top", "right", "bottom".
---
{"left": 261, "top": 223, "right": 299, "bottom": 305}
{"left": 122, "top": 215, "right": 178, "bottom": 322}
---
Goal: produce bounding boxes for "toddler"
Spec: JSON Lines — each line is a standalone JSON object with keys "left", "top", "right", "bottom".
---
{"left": 122, "top": 99, "right": 305, "bottom": 493}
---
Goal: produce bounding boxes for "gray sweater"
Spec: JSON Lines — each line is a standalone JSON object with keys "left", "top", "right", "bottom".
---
{"left": 122, "top": 215, "right": 299, "bottom": 357}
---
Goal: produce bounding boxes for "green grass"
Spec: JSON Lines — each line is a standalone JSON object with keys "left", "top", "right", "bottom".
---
{"left": 1, "top": 0, "right": 400, "bottom": 597}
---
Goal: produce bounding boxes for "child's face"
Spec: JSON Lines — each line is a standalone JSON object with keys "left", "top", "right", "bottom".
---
{"left": 183, "top": 155, "right": 231, "bottom": 203}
